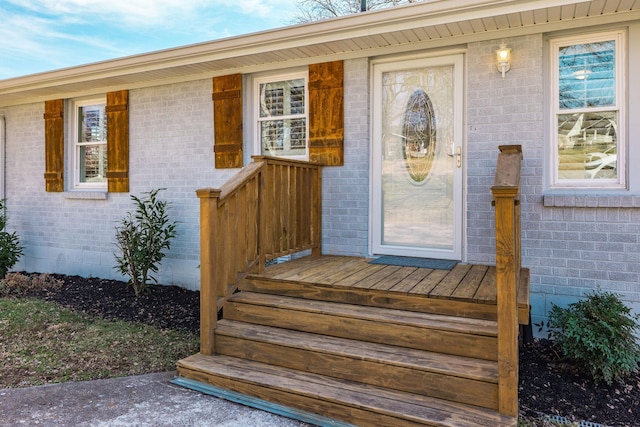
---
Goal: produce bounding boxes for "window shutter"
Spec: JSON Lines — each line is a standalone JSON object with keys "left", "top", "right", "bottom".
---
{"left": 106, "top": 90, "right": 129, "bottom": 192}
{"left": 308, "top": 61, "right": 344, "bottom": 166}
{"left": 213, "top": 74, "right": 243, "bottom": 168}
{"left": 44, "top": 99, "right": 64, "bottom": 192}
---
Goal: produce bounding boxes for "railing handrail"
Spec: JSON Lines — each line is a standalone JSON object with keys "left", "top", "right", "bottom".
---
{"left": 491, "top": 144, "right": 522, "bottom": 418}
{"left": 197, "top": 156, "right": 322, "bottom": 355}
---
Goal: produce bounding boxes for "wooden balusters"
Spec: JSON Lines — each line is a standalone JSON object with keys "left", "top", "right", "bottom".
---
{"left": 197, "top": 157, "right": 322, "bottom": 355}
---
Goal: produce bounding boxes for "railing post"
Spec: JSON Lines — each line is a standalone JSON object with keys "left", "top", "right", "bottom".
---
{"left": 312, "top": 166, "right": 322, "bottom": 256}
{"left": 491, "top": 145, "right": 522, "bottom": 418}
{"left": 196, "top": 188, "right": 221, "bottom": 356}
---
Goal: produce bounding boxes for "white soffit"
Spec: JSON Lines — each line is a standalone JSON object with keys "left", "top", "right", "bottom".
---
{"left": 1, "top": 0, "right": 639, "bottom": 107}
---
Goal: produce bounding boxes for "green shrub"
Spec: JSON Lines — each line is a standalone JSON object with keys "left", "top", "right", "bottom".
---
{"left": 114, "top": 189, "right": 177, "bottom": 297}
{"left": 547, "top": 290, "right": 640, "bottom": 385}
{"left": 0, "top": 200, "right": 23, "bottom": 279}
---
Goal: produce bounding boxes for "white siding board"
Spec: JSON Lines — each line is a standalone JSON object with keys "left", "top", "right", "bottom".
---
{"left": 469, "top": 18, "right": 486, "bottom": 33}
{"left": 575, "top": 2, "right": 592, "bottom": 17}
{"left": 560, "top": 4, "right": 576, "bottom": 20}
{"left": 520, "top": 10, "right": 536, "bottom": 26}
{"left": 589, "top": 0, "right": 607, "bottom": 14}
{"left": 446, "top": 22, "right": 464, "bottom": 37}
{"left": 457, "top": 20, "right": 476, "bottom": 34}
{"left": 547, "top": 6, "right": 562, "bottom": 22}
{"left": 534, "top": 8, "right": 548, "bottom": 23}
{"left": 481, "top": 16, "right": 499, "bottom": 31}
{"left": 602, "top": 0, "right": 621, "bottom": 13}
{"left": 494, "top": 14, "right": 510, "bottom": 30}
{"left": 434, "top": 24, "right": 453, "bottom": 38}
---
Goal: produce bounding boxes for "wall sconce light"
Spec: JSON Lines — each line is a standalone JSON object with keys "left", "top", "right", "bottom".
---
{"left": 495, "top": 43, "right": 512, "bottom": 79}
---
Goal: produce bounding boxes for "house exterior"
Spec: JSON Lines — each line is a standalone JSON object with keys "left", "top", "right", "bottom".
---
{"left": 1, "top": 0, "right": 639, "bottom": 331}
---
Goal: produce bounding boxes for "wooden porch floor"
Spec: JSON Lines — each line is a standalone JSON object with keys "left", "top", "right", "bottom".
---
{"left": 257, "top": 255, "right": 530, "bottom": 324}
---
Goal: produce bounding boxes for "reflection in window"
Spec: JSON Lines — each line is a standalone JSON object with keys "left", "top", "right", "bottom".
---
{"left": 75, "top": 101, "right": 107, "bottom": 186}
{"left": 257, "top": 76, "right": 307, "bottom": 158}
{"left": 552, "top": 31, "right": 624, "bottom": 186}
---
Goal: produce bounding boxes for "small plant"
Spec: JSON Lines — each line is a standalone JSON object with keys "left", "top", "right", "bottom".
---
{"left": 114, "top": 189, "right": 177, "bottom": 297}
{"left": 0, "top": 200, "right": 23, "bottom": 280}
{"left": 546, "top": 290, "right": 640, "bottom": 385}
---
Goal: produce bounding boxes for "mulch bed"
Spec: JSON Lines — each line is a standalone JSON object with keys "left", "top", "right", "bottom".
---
{"left": 16, "top": 274, "right": 640, "bottom": 426}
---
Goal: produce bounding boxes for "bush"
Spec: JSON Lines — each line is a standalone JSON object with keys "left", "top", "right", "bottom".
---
{"left": 114, "top": 189, "right": 177, "bottom": 297}
{"left": 547, "top": 290, "right": 640, "bottom": 385}
{"left": 0, "top": 200, "right": 23, "bottom": 279}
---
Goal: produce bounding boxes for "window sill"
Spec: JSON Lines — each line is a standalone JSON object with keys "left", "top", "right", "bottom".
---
{"left": 64, "top": 191, "right": 108, "bottom": 200}
{"left": 543, "top": 193, "right": 640, "bottom": 208}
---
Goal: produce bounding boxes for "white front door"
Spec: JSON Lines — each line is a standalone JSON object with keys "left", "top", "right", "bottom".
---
{"left": 371, "top": 54, "right": 464, "bottom": 260}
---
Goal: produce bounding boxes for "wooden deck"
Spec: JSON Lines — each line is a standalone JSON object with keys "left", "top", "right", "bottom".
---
{"left": 178, "top": 148, "right": 527, "bottom": 426}
{"left": 255, "top": 255, "right": 530, "bottom": 325}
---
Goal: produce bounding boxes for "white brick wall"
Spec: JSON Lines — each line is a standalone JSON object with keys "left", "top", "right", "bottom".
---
{"left": 2, "top": 79, "right": 237, "bottom": 290}
{"left": 467, "top": 34, "right": 640, "bottom": 330}
{"left": 321, "top": 58, "right": 370, "bottom": 257}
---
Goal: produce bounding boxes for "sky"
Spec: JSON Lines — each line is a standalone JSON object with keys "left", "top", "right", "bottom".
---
{"left": 0, "top": 0, "right": 301, "bottom": 80}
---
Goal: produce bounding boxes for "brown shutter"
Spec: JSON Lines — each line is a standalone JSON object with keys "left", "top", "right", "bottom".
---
{"left": 308, "top": 61, "right": 344, "bottom": 166}
{"left": 44, "top": 99, "right": 64, "bottom": 192}
{"left": 213, "top": 74, "right": 243, "bottom": 168}
{"left": 106, "top": 90, "right": 129, "bottom": 192}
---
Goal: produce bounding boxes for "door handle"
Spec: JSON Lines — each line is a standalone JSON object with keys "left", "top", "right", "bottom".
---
{"left": 456, "top": 146, "right": 461, "bottom": 168}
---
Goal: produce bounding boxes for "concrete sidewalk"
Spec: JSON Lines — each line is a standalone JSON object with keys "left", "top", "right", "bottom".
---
{"left": 0, "top": 372, "right": 311, "bottom": 426}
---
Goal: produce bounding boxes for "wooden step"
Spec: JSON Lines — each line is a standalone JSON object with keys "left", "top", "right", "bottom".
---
{"left": 176, "top": 354, "right": 516, "bottom": 427}
{"left": 224, "top": 291, "right": 498, "bottom": 360}
{"left": 241, "top": 276, "right": 500, "bottom": 321}
{"left": 214, "top": 319, "right": 499, "bottom": 409}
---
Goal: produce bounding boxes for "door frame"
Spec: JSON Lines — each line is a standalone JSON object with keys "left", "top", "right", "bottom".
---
{"left": 369, "top": 53, "right": 465, "bottom": 260}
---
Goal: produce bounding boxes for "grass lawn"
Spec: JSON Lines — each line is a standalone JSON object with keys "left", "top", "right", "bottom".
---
{"left": 0, "top": 298, "right": 199, "bottom": 388}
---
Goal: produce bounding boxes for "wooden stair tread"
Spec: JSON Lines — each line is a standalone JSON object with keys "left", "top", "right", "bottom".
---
{"left": 228, "top": 291, "right": 497, "bottom": 335}
{"left": 177, "top": 354, "right": 515, "bottom": 427}
{"left": 216, "top": 319, "right": 498, "bottom": 383}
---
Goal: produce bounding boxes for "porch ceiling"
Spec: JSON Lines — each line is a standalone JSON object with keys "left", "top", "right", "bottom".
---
{"left": 1, "top": 0, "right": 639, "bottom": 107}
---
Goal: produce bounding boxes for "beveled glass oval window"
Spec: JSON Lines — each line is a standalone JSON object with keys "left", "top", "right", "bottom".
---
{"left": 402, "top": 89, "right": 436, "bottom": 183}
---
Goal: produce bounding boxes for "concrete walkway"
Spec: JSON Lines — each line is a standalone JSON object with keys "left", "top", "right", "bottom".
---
{"left": 0, "top": 372, "right": 312, "bottom": 426}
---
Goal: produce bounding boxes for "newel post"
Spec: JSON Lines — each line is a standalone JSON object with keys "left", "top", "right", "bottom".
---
{"left": 196, "top": 188, "right": 222, "bottom": 356}
{"left": 491, "top": 145, "right": 522, "bottom": 418}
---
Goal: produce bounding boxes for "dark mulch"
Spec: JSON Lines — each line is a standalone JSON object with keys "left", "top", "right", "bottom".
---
{"left": 519, "top": 339, "right": 639, "bottom": 427}
{"left": 16, "top": 274, "right": 640, "bottom": 426}
{"left": 26, "top": 274, "right": 199, "bottom": 333}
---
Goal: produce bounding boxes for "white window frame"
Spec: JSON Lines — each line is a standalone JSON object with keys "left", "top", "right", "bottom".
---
{"left": 252, "top": 71, "right": 309, "bottom": 161}
{"left": 72, "top": 97, "right": 107, "bottom": 190}
{"left": 549, "top": 30, "right": 626, "bottom": 189}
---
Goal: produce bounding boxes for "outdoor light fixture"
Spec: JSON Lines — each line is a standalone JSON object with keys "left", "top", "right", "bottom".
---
{"left": 495, "top": 43, "right": 512, "bottom": 79}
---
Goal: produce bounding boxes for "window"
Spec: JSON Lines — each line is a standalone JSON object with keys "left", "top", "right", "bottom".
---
{"left": 254, "top": 72, "right": 308, "bottom": 159}
{"left": 73, "top": 98, "right": 107, "bottom": 188}
{"left": 550, "top": 30, "right": 625, "bottom": 188}
{"left": 44, "top": 90, "right": 129, "bottom": 193}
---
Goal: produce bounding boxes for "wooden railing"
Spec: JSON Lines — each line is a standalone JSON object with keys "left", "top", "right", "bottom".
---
{"left": 491, "top": 145, "right": 523, "bottom": 417}
{"left": 196, "top": 156, "right": 322, "bottom": 355}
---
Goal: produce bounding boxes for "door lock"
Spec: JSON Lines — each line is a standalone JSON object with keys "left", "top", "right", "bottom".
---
{"left": 456, "top": 146, "right": 461, "bottom": 168}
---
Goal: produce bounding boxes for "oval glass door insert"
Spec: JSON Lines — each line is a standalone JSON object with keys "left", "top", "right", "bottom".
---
{"left": 402, "top": 89, "right": 436, "bottom": 183}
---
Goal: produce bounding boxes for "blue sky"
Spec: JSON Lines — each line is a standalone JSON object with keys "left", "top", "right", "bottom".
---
{"left": 0, "top": 0, "right": 301, "bottom": 80}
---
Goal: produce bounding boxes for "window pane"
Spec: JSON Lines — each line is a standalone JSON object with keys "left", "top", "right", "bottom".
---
{"left": 260, "top": 118, "right": 306, "bottom": 156}
{"left": 80, "top": 144, "right": 107, "bottom": 183}
{"left": 78, "top": 104, "right": 106, "bottom": 142}
{"left": 259, "top": 79, "right": 305, "bottom": 117}
{"left": 557, "top": 111, "right": 617, "bottom": 180}
{"left": 558, "top": 40, "right": 615, "bottom": 109}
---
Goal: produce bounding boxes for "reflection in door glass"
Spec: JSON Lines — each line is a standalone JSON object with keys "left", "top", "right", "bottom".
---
{"left": 381, "top": 66, "right": 454, "bottom": 250}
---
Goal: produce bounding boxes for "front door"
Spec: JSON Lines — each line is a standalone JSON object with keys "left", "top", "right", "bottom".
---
{"left": 371, "top": 54, "right": 464, "bottom": 260}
